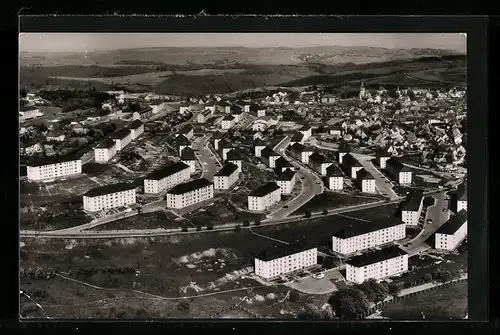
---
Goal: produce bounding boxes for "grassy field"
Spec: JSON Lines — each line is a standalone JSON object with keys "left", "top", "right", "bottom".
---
{"left": 381, "top": 281, "right": 467, "bottom": 320}
{"left": 88, "top": 211, "right": 186, "bottom": 231}
{"left": 291, "top": 192, "right": 383, "bottom": 216}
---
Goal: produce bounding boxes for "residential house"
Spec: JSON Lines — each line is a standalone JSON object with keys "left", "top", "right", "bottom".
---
{"left": 289, "top": 143, "right": 314, "bottom": 164}
{"left": 321, "top": 94, "right": 336, "bottom": 104}
{"left": 386, "top": 157, "right": 412, "bottom": 185}
{"left": 276, "top": 168, "right": 296, "bottom": 195}
{"left": 132, "top": 107, "right": 154, "bottom": 121}
{"left": 180, "top": 147, "right": 197, "bottom": 174}
{"left": 178, "top": 125, "right": 194, "bottom": 140}
{"left": 341, "top": 153, "right": 363, "bottom": 179}
{"left": 213, "top": 162, "right": 239, "bottom": 191}
{"left": 260, "top": 146, "right": 281, "bottom": 168}
{"left": 94, "top": 138, "right": 118, "bottom": 163}
{"left": 375, "top": 150, "right": 392, "bottom": 169}
{"left": 109, "top": 128, "right": 132, "bottom": 151}
{"left": 212, "top": 131, "right": 224, "bottom": 151}
{"left": 274, "top": 157, "right": 295, "bottom": 173}
{"left": 197, "top": 109, "right": 213, "bottom": 123}
{"left": 219, "top": 141, "right": 236, "bottom": 161}
{"left": 126, "top": 120, "right": 145, "bottom": 140}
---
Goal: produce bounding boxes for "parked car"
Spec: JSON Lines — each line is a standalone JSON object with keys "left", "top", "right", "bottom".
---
{"left": 283, "top": 205, "right": 289, "bottom": 209}
{"left": 313, "top": 273, "right": 325, "bottom": 279}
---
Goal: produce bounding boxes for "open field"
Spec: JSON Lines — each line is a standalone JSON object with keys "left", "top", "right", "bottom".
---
{"left": 185, "top": 198, "right": 265, "bottom": 227}
{"left": 382, "top": 281, "right": 467, "bottom": 320}
{"left": 88, "top": 211, "right": 186, "bottom": 231}
{"left": 291, "top": 192, "right": 384, "bottom": 216}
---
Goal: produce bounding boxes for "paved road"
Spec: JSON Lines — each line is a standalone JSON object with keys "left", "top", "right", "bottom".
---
{"left": 193, "top": 134, "right": 220, "bottom": 181}
{"left": 401, "top": 191, "right": 451, "bottom": 255}
{"left": 354, "top": 155, "right": 399, "bottom": 200}
{"left": 267, "top": 136, "right": 324, "bottom": 220}
{"left": 20, "top": 198, "right": 405, "bottom": 239}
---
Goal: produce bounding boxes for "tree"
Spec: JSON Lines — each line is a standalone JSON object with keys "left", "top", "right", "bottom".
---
{"left": 206, "top": 224, "right": 214, "bottom": 230}
{"left": 297, "top": 303, "right": 336, "bottom": 320}
{"left": 322, "top": 209, "right": 328, "bottom": 216}
{"left": 254, "top": 219, "right": 261, "bottom": 226}
{"left": 436, "top": 269, "right": 453, "bottom": 283}
{"left": 423, "top": 273, "right": 433, "bottom": 283}
{"left": 304, "top": 211, "right": 312, "bottom": 218}
{"left": 242, "top": 221, "right": 250, "bottom": 227}
{"left": 356, "top": 279, "right": 389, "bottom": 303}
{"left": 181, "top": 227, "right": 188, "bottom": 233}
{"left": 329, "top": 288, "right": 370, "bottom": 320}
{"left": 289, "top": 290, "right": 300, "bottom": 302}
{"left": 388, "top": 282, "right": 402, "bottom": 296}
{"left": 234, "top": 225, "right": 241, "bottom": 232}
{"left": 387, "top": 89, "right": 400, "bottom": 99}
{"left": 196, "top": 226, "right": 202, "bottom": 232}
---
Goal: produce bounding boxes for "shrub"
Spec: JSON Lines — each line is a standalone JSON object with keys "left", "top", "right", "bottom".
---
{"left": 196, "top": 226, "right": 202, "bottom": 232}
{"left": 242, "top": 221, "right": 250, "bottom": 227}
{"left": 289, "top": 290, "right": 300, "bottom": 302}
{"left": 423, "top": 273, "right": 433, "bottom": 282}
{"left": 322, "top": 209, "right": 328, "bottom": 216}
{"left": 234, "top": 225, "right": 241, "bottom": 232}
{"left": 388, "top": 282, "right": 402, "bottom": 296}
{"left": 181, "top": 227, "right": 188, "bottom": 232}
{"left": 304, "top": 211, "right": 312, "bottom": 218}
{"left": 206, "top": 225, "right": 214, "bottom": 230}
{"left": 177, "top": 301, "right": 190, "bottom": 312}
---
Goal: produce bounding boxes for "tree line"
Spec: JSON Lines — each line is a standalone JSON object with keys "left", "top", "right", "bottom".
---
{"left": 37, "top": 88, "right": 117, "bottom": 113}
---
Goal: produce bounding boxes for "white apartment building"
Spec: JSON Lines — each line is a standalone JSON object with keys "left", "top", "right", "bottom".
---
{"left": 254, "top": 244, "right": 318, "bottom": 280}
{"left": 299, "top": 126, "right": 312, "bottom": 142}
{"left": 326, "top": 165, "right": 344, "bottom": 190}
{"left": 276, "top": 169, "right": 296, "bottom": 195}
{"left": 197, "top": 109, "right": 212, "bottom": 123}
{"left": 386, "top": 157, "right": 412, "bottom": 185}
{"left": 221, "top": 115, "right": 236, "bottom": 130}
{"left": 127, "top": 120, "right": 145, "bottom": 140}
{"left": 175, "top": 135, "right": 191, "bottom": 155}
{"left": 178, "top": 125, "right": 194, "bottom": 140}
{"left": 83, "top": 182, "right": 137, "bottom": 212}
{"left": 401, "top": 190, "right": 424, "bottom": 227}
{"left": 260, "top": 147, "right": 281, "bottom": 168}
{"left": 109, "top": 128, "right": 132, "bottom": 151}
{"left": 341, "top": 153, "right": 363, "bottom": 179}
{"left": 226, "top": 150, "right": 243, "bottom": 173}
{"left": 180, "top": 147, "right": 197, "bottom": 174}
{"left": 132, "top": 107, "right": 153, "bottom": 121}
{"left": 143, "top": 162, "right": 191, "bottom": 194}
{"left": 337, "top": 143, "right": 351, "bottom": 164}
{"left": 231, "top": 109, "right": 244, "bottom": 123}
{"left": 166, "top": 178, "right": 214, "bottom": 210}
{"left": 309, "top": 152, "right": 333, "bottom": 176}
{"left": 289, "top": 143, "right": 315, "bottom": 164}
{"left": 248, "top": 182, "right": 281, "bottom": 211}
{"left": 331, "top": 218, "right": 406, "bottom": 256}
{"left": 274, "top": 157, "right": 295, "bottom": 173}
{"left": 376, "top": 150, "right": 392, "bottom": 169}
{"left": 213, "top": 162, "right": 239, "bottom": 191}
{"left": 94, "top": 138, "right": 118, "bottom": 163}
{"left": 450, "top": 182, "right": 467, "bottom": 213}
{"left": 356, "top": 169, "right": 376, "bottom": 194}
{"left": 435, "top": 209, "right": 468, "bottom": 251}
{"left": 346, "top": 246, "right": 409, "bottom": 284}
{"left": 257, "top": 109, "right": 266, "bottom": 117}
{"left": 26, "top": 156, "right": 82, "bottom": 181}
{"left": 220, "top": 144, "right": 236, "bottom": 161}
{"left": 179, "top": 103, "right": 191, "bottom": 114}
{"left": 212, "top": 132, "right": 224, "bottom": 150}
{"left": 254, "top": 141, "right": 267, "bottom": 157}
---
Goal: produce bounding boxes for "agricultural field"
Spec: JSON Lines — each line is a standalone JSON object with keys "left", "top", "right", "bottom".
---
{"left": 88, "top": 211, "right": 186, "bottom": 231}
{"left": 291, "top": 192, "right": 383, "bottom": 216}
{"left": 381, "top": 281, "right": 467, "bottom": 320}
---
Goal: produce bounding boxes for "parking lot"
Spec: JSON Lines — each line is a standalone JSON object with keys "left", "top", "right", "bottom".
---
{"left": 284, "top": 267, "right": 346, "bottom": 295}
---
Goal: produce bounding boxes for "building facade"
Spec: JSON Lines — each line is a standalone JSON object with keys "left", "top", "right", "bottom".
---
{"left": 309, "top": 152, "right": 333, "bottom": 176}
{"left": 327, "top": 165, "right": 344, "bottom": 191}
{"left": 435, "top": 209, "right": 468, "bottom": 251}
{"left": 127, "top": 120, "right": 145, "bottom": 140}
{"left": 341, "top": 153, "right": 363, "bottom": 179}
{"left": 331, "top": 218, "right": 406, "bottom": 256}
{"left": 143, "top": 162, "right": 191, "bottom": 194}
{"left": 276, "top": 169, "right": 296, "bottom": 195}
{"left": 450, "top": 182, "right": 467, "bottom": 213}
{"left": 94, "top": 139, "right": 118, "bottom": 163}
{"left": 248, "top": 182, "right": 281, "bottom": 211}
{"left": 346, "top": 246, "right": 409, "bottom": 284}
{"left": 255, "top": 245, "right": 318, "bottom": 280}
{"left": 213, "top": 162, "right": 239, "bottom": 191}
{"left": 166, "top": 178, "right": 214, "bottom": 211}
{"left": 356, "top": 169, "right": 376, "bottom": 193}
{"left": 385, "top": 157, "right": 412, "bottom": 185}
{"left": 109, "top": 128, "right": 132, "bottom": 152}
{"left": 26, "top": 156, "right": 82, "bottom": 181}
{"left": 83, "top": 183, "right": 137, "bottom": 212}
{"left": 221, "top": 115, "right": 236, "bottom": 130}
{"left": 401, "top": 190, "right": 424, "bottom": 227}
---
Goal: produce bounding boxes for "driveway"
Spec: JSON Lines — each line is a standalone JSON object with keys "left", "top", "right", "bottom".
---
{"left": 267, "top": 135, "right": 323, "bottom": 220}
{"left": 286, "top": 269, "right": 344, "bottom": 295}
{"left": 192, "top": 134, "right": 219, "bottom": 181}
{"left": 352, "top": 154, "right": 399, "bottom": 201}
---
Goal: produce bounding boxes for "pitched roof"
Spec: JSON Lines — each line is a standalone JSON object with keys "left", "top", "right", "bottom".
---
{"left": 454, "top": 182, "right": 467, "bottom": 201}
{"left": 332, "top": 217, "right": 405, "bottom": 239}
{"left": 255, "top": 238, "right": 316, "bottom": 262}
{"left": 175, "top": 134, "right": 191, "bottom": 146}
{"left": 386, "top": 157, "right": 412, "bottom": 173}
{"left": 347, "top": 245, "right": 408, "bottom": 268}
{"left": 84, "top": 182, "right": 137, "bottom": 197}
{"left": 222, "top": 115, "right": 235, "bottom": 121}
{"left": 109, "top": 128, "right": 131, "bottom": 140}
{"left": 249, "top": 182, "right": 280, "bottom": 197}
{"left": 145, "top": 162, "right": 190, "bottom": 180}
{"left": 214, "top": 162, "right": 238, "bottom": 177}
{"left": 401, "top": 189, "right": 424, "bottom": 211}
{"left": 126, "top": 120, "right": 144, "bottom": 130}
{"left": 95, "top": 138, "right": 117, "bottom": 149}
{"left": 291, "top": 132, "right": 304, "bottom": 142}
{"left": 338, "top": 142, "right": 351, "bottom": 153}
{"left": 342, "top": 153, "right": 362, "bottom": 168}
{"left": 261, "top": 146, "right": 279, "bottom": 159}
{"left": 136, "top": 107, "right": 153, "bottom": 115}
{"left": 436, "top": 209, "right": 467, "bottom": 235}
{"left": 167, "top": 178, "right": 213, "bottom": 195}
{"left": 326, "top": 165, "right": 343, "bottom": 177}
{"left": 356, "top": 168, "right": 374, "bottom": 180}
{"left": 180, "top": 147, "right": 196, "bottom": 160}
{"left": 290, "top": 142, "right": 305, "bottom": 153}
{"left": 275, "top": 157, "right": 293, "bottom": 169}
{"left": 26, "top": 154, "right": 80, "bottom": 167}
{"left": 226, "top": 149, "right": 243, "bottom": 160}
{"left": 309, "top": 152, "right": 333, "bottom": 164}
{"left": 276, "top": 168, "right": 296, "bottom": 181}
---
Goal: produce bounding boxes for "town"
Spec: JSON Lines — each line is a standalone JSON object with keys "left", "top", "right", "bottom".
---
{"left": 20, "top": 35, "right": 468, "bottom": 321}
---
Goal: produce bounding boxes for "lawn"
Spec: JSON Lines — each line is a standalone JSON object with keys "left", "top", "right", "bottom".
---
{"left": 185, "top": 198, "right": 265, "bottom": 227}
{"left": 291, "top": 192, "right": 383, "bottom": 216}
{"left": 381, "top": 281, "right": 468, "bottom": 320}
{"left": 88, "top": 211, "right": 186, "bottom": 231}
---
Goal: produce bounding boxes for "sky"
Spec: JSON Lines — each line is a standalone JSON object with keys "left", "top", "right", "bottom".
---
{"left": 19, "top": 33, "right": 467, "bottom": 53}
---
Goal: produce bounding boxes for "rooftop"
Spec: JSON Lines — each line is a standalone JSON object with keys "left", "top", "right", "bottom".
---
{"left": 347, "top": 245, "right": 408, "bottom": 268}
{"left": 25, "top": 154, "right": 80, "bottom": 167}
{"left": 290, "top": 142, "right": 305, "bottom": 153}
{"left": 136, "top": 107, "right": 153, "bottom": 115}
{"left": 84, "top": 182, "right": 137, "bottom": 197}
{"left": 180, "top": 147, "right": 196, "bottom": 160}
{"left": 214, "top": 162, "right": 238, "bottom": 177}
{"left": 276, "top": 168, "right": 296, "bottom": 181}
{"left": 401, "top": 189, "right": 424, "bottom": 211}
{"left": 326, "top": 165, "right": 343, "bottom": 177}
{"left": 356, "top": 168, "right": 374, "bottom": 180}
{"left": 332, "top": 217, "right": 405, "bottom": 239}
{"left": 109, "top": 128, "right": 131, "bottom": 140}
{"left": 255, "top": 238, "right": 316, "bottom": 262}
{"left": 175, "top": 134, "right": 191, "bottom": 146}
{"left": 275, "top": 157, "right": 293, "bottom": 169}
{"left": 386, "top": 157, "right": 412, "bottom": 173}
{"left": 145, "top": 162, "right": 190, "bottom": 180}
{"left": 226, "top": 149, "right": 243, "bottom": 160}
{"left": 309, "top": 152, "right": 333, "bottom": 165}
{"left": 222, "top": 115, "right": 235, "bottom": 121}
{"left": 126, "top": 120, "right": 144, "bottom": 130}
{"left": 95, "top": 138, "right": 117, "bottom": 149}
{"left": 168, "top": 178, "right": 213, "bottom": 195}
{"left": 179, "top": 124, "right": 193, "bottom": 134}
{"left": 249, "top": 182, "right": 281, "bottom": 197}
{"left": 375, "top": 149, "right": 392, "bottom": 158}
{"left": 342, "top": 153, "right": 363, "bottom": 168}
{"left": 338, "top": 142, "right": 351, "bottom": 153}
{"left": 254, "top": 139, "right": 267, "bottom": 147}
{"left": 291, "top": 132, "right": 304, "bottom": 142}
{"left": 261, "top": 146, "right": 279, "bottom": 159}
{"left": 454, "top": 182, "right": 467, "bottom": 201}
{"left": 436, "top": 209, "right": 467, "bottom": 235}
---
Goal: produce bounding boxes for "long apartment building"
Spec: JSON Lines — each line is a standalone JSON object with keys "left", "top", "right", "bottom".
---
{"left": 213, "top": 162, "right": 239, "bottom": 191}
{"left": 346, "top": 245, "right": 409, "bottom": 284}
{"left": 254, "top": 240, "right": 318, "bottom": 280}
{"left": 309, "top": 152, "right": 333, "bottom": 176}
{"left": 385, "top": 157, "right": 412, "bottom": 185}
{"left": 26, "top": 155, "right": 82, "bottom": 181}
{"left": 127, "top": 120, "right": 145, "bottom": 140}
{"left": 248, "top": 182, "right": 281, "bottom": 211}
{"left": 83, "top": 182, "right": 137, "bottom": 212}
{"left": 143, "top": 162, "right": 191, "bottom": 194}
{"left": 450, "top": 182, "right": 467, "bottom": 213}
{"left": 109, "top": 128, "right": 132, "bottom": 151}
{"left": 289, "top": 143, "right": 315, "bottom": 164}
{"left": 401, "top": 190, "right": 424, "bottom": 227}
{"left": 435, "top": 209, "right": 468, "bottom": 251}
{"left": 180, "top": 147, "right": 197, "bottom": 174}
{"left": 331, "top": 217, "right": 406, "bottom": 256}
{"left": 356, "top": 168, "right": 376, "bottom": 193}
{"left": 94, "top": 138, "right": 118, "bottom": 163}
{"left": 166, "top": 178, "right": 214, "bottom": 212}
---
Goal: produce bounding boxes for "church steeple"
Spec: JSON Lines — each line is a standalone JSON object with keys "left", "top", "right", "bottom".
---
{"left": 359, "top": 80, "right": 366, "bottom": 100}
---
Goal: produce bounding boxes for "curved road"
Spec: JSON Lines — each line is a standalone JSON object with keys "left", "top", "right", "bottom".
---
{"left": 267, "top": 135, "right": 323, "bottom": 220}
{"left": 192, "top": 134, "right": 219, "bottom": 181}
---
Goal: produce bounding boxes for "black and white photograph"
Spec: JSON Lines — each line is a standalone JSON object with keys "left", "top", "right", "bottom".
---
{"left": 19, "top": 32, "right": 467, "bottom": 320}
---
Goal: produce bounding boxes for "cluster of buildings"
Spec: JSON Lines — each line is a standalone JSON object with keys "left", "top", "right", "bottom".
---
{"left": 94, "top": 120, "right": 144, "bottom": 163}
